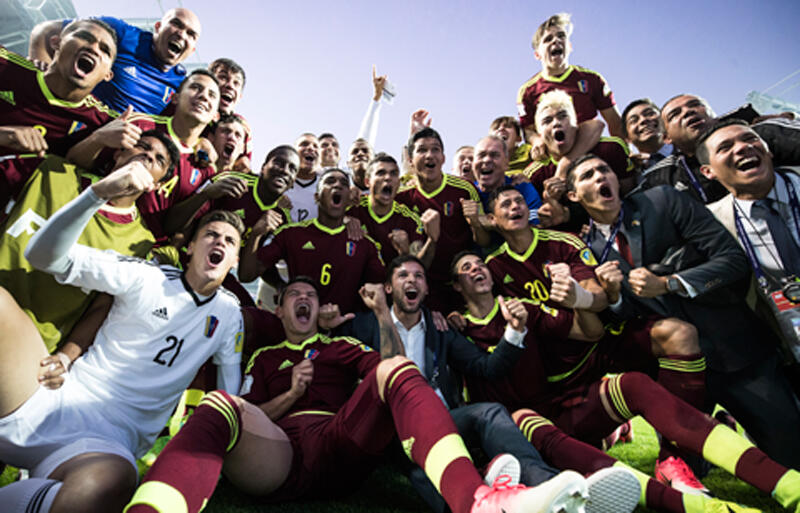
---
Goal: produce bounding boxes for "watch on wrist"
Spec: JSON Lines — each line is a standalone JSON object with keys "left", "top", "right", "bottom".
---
{"left": 666, "top": 276, "right": 681, "bottom": 294}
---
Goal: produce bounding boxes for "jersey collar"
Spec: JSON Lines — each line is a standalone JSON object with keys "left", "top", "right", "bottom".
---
{"left": 180, "top": 273, "right": 217, "bottom": 306}
{"left": 368, "top": 199, "right": 396, "bottom": 224}
{"left": 542, "top": 65, "right": 575, "bottom": 82}
{"left": 504, "top": 227, "right": 540, "bottom": 262}
{"left": 463, "top": 298, "right": 500, "bottom": 326}
{"left": 37, "top": 72, "right": 89, "bottom": 108}
{"left": 312, "top": 218, "right": 345, "bottom": 235}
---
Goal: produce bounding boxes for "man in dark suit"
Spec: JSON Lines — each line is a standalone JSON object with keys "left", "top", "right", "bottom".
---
{"left": 565, "top": 153, "right": 800, "bottom": 469}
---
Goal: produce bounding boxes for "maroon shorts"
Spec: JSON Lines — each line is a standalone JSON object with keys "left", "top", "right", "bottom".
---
{"left": 266, "top": 368, "right": 396, "bottom": 501}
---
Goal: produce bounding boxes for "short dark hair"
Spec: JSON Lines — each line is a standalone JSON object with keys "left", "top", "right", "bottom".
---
{"left": 63, "top": 18, "right": 119, "bottom": 51}
{"left": 140, "top": 129, "right": 180, "bottom": 182}
{"left": 564, "top": 153, "right": 604, "bottom": 192}
{"left": 408, "top": 127, "right": 444, "bottom": 158}
{"left": 490, "top": 116, "right": 522, "bottom": 140}
{"left": 621, "top": 98, "right": 659, "bottom": 138}
{"left": 177, "top": 68, "right": 219, "bottom": 94}
{"left": 191, "top": 209, "right": 245, "bottom": 242}
{"left": 367, "top": 152, "right": 398, "bottom": 177}
{"left": 486, "top": 184, "right": 519, "bottom": 213}
{"left": 209, "top": 57, "right": 246, "bottom": 88}
{"left": 695, "top": 118, "right": 751, "bottom": 165}
{"left": 386, "top": 254, "right": 427, "bottom": 284}
{"left": 316, "top": 167, "right": 350, "bottom": 195}
{"left": 449, "top": 249, "right": 483, "bottom": 281}
{"left": 262, "top": 144, "right": 298, "bottom": 167}
{"left": 212, "top": 113, "right": 245, "bottom": 132}
{"left": 277, "top": 276, "right": 318, "bottom": 306}
{"left": 318, "top": 133, "right": 338, "bottom": 142}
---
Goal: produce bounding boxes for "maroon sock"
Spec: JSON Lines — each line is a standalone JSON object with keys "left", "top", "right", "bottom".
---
{"left": 383, "top": 360, "right": 482, "bottom": 513}
{"left": 657, "top": 354, "right": 706, "bottom": 411}
{"left": 126, "top": 390, "right": 242, "bottom": 513}
{"left": 736, "top": 447, "right": 790, "bottom": 494}
{"left": 515, "top": 410, "right": 687, "bottom": 513}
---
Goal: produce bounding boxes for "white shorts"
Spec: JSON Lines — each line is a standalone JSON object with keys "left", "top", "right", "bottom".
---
{"left": 0, "top": 375, "right": 139, "bottom": 477}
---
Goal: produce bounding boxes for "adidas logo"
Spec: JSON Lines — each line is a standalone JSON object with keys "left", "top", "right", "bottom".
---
{"left": 503, "top": 274, "right": 514, "bottom": 284}
{"left": 234, "top": 209, "right": 245, "bottom": 218}
{"left": 278, "top": 359, "right": 294, "bottom": 370}
{"left": 123, "top": 65, "right": 137, "bottom": 77}
{"left": 152, "top": 306, "right": 169, "bottom": 320}
{"left": 302, "top": 241, "right": 315, "bottom": 250}
{"left": 0, "top": 90, "right": 15, "bottom": 106}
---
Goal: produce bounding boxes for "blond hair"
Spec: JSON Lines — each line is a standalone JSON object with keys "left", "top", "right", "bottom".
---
{"left": 534, "top": 90, "right": 577, "bottom": 133}
{"left": 532, "top": 13, "right": 573, "bottom": 49}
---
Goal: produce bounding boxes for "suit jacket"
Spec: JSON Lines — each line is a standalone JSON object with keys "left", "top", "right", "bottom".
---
{"left": 587, "top": 185, "right": 771, "bottom": 372}
{"left": 336, "top": 307, "right": 522, "bottom": 410}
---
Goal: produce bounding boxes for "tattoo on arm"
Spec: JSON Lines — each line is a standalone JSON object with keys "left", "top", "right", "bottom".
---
{"left": 378, "top": 316, "right": 405, "bottom": 359}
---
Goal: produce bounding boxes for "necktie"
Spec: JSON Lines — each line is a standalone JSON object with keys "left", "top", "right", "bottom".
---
{"left": 752, "top": 198, "right": 800, "bottom": 276}
{"left": 615, "top": 230, "right": 634, "bottom": 266}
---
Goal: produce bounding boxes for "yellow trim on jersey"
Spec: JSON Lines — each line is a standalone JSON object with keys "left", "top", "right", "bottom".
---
{"left": 1, "top": 47, "right": 39, "bottom": 71}
{"left": 516, "top": 72, "right": 544, "bottom": 104}
{"left": 166, "top": 118, "right": 193, "bottom": 154}
{"left": 658, "top": 357, "right": 707, "bottom": 372}
{"left": 287, "top": 409, "right": 335, "bottom": 418}
{"left": 367, "top": 198, "right": 397, "bottom": 224}
{"left": 702, "top": 424, "right": 753, "bottom": 476}
{"left": 271, "top": 218, "right": 314, "bottom": 237}
{"left": 312, "top": 218, "right": 345, "bottom": 236}
{"left": 463, "top": 299, "right": 500, "bottom": 326}
{"left": 123, "top": 481, "right": 188, "bottom": 513}
{"left": 498, "top": 227, "right": 541, "bottom": 263}
{"left": 415, "top": 174, "right": 448, "bottom": 199}
{"left": 542, "top": 65, "right": 576, "bottom": 83}
{"left": 245, "top": 334, "right": 371, "bottom": 373}
{"left": 546, "top": 343, "right": 598, "bottom": 383}
{"left": 424, "top": 433, "right": 473, "bottom": 494}
{"left": 37, "top": 71, "right": 89, "bottom": 109}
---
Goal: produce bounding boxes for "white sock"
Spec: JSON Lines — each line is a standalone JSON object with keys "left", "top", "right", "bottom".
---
{"left": 0, "top": 477, "right": 62, "bottom": 513}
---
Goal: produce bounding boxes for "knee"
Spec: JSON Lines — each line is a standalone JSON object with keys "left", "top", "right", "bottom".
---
{"left": 652, "top": 318, "right": 699, "bottom": 355}
{"left": 511, "top": 408, "right": 536, "bottom": 424}
{"left": 54, "top": 457, "right": 137, "bottom": 513}
{"left": 375, "top": 355, "right": 412, "bottom": 391}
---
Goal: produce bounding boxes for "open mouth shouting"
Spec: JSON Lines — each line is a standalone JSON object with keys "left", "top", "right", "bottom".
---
{"left": 166, "top": 37, "right": 186, "bottom": 60}
{"left": 330, "top": 189, "right": 344, "bottom": 208}
{"left": 295, "top": 302, "right": 312, "bottom": 324}
{"left": 735, "top": 155, "right": 762, "bottom": 172}
{"left": 73, "top": 51, "right": 97, "bottom": 78}
{"left": 207, "top": 247, "right": 225, "bottom": 268}
{"left": 553, "top": 129, "right": 566, "bottom": 142}
{"left": 219, "top": 90, "right": 235, "bottom": 110}
{"left": 222, "top": 142, "right": 236, "bottom": 160}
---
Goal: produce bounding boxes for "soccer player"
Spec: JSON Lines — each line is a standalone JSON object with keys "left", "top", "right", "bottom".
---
{"left": 0, "top": 20, "right": 118, "bottom": 157}
{"left": 66, "top": 69, "right": 221, "bottom": 240}
{"left": 125, "top": 276, "right": 592, "bottom": 513}
{"left": 524, "top": 90, "right": 632, "bottom": 198}
{"left": 396, "top": 127, "right": 487, "bottom": 312}
{"left": 166, "top": 144, "right": 298, "bottom": 239}
{"left": 239, "top": 168, "right": 385, "bottom": 313}
{"left": 566, "top": 153, "right": 800, "bottom": 469}
{"left": 29, "top": 8, "right": 202, "bottom": 114}
{"left": 347, "top": 152, "right": 439, "bottom": 266}
{"left": 346, "top": 137, "right": 373, "bottom": 192}
{"left": 285, "top": 132, "right": 321, "bottom": 222}
{"left": 207, "top": 113, "right": 247, "bottom": 172}
{"left": 517, "top": 12, "right": 623, "bottom": 142}
{"left": 319, "top": 132, "right": 340, "bottom": 168}
{"left": 0, "top": 130, "right": 178, "bottom": 353}
{"left": 0, "top": 163, "right": 243, "bottom": 513}
{"left": 473, "top": 135, "right": 541, "bottom": 228}
{"left": 451, "top": 251, "right": 800, "bottom": 513}
{"left": 452, "top": 145, "right": 474, "bottom": 182}
{"left": 490, "top": 116, "right": 532, "bottom": 175}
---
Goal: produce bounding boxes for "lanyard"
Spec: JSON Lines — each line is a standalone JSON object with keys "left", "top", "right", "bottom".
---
{"left": 586, "top": 206, "right": 624, "bottom": 264}
{"left": 679, "top": 156, "right": 708, "bottom": 203}
{"left": 733, "top": 172, "right": 800, "bottom": 287}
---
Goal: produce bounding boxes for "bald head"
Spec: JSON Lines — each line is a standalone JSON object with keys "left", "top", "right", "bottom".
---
{"left": 153, "top": 8, "right": 201, "bottom": 68}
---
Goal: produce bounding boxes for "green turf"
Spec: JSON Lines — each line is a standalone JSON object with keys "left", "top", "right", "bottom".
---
{"left": 0, "top": 416, "right": 784, "bottom": 512}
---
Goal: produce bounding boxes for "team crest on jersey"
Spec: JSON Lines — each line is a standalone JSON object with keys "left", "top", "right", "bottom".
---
{"left": 345, "top": 241, "right": 355, "bottom": 256}
{"left": 162, "top": 87, "right": 174, "bottom": 104}
{"left": 580, "top": 248, "right": 598, "bottom": 266}
{"left": 234, "top": 332, "right": 243, "bottom": 353}
{"left": 577, "top": 80, "right": 589, "bottom": 93}
{"left": 304, "top": 348, "right": 320, "bottom": 360}
{"left": 204, "top": 316, "right": 219, "bottom": 337}
{"left": 542, "top": 261, "right": 552, "bottom": 278}
{"left": 443, "top": 201, "right": 454, "bottom": 216}
{"left": 67, "top": 121, "right": 86, "bottom": 135}
{"left": 190, "top": 168, "right": 202, "bottom": 186}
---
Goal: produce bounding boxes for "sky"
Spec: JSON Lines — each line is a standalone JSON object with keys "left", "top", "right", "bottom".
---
{"left": 71, "top": 0, "right": 800, "bottom": 170}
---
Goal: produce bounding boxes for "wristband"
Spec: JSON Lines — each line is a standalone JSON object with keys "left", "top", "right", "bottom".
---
{"left": 571, "top": 277, "right": 594, "bottom": 310}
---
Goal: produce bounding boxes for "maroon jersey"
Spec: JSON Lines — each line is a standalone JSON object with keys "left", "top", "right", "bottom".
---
{"left": 208, "top": 171, "right": 291, "bottom": 242}
{"left": 348, "top": 196, "right": 425, "bottom": 264}
{"left": 242, "top": 333, "right": 379, "bottom": 416}
{"left": 462, "top": 297, "right": 573, "bottom": 411}
{"left": 130, "top": 115, "right": 216, "bottom": 239}
{"left": 160, "top": 105, "right": 254, "bottom": 163}
{"left": 396, "top": 174, "right": 479, "bottom": 284}
{"left": 517, "top": 65, "right": 615, "bottom": 129}
{"left": 524, "top": 137, "right": 633, "bottom": 195}
{"left": 257, "top": 219, "right": 385, "bottom": 313}
{"left": 486, "top": 227, "right": 597, "bottom": 308}
{"left": 0, "top": 154, "right": 45, "bottom": 217}
{"left": 0, "top": 48, "right": 117, "bottom": 156}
